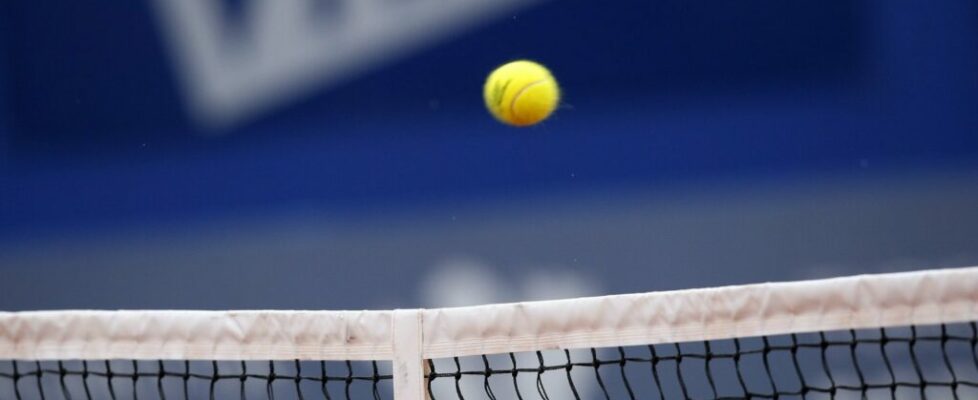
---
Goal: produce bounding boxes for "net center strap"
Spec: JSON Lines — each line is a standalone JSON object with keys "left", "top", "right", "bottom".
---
{"left": 392, "top": 309, "right": 424, "bottom": 400}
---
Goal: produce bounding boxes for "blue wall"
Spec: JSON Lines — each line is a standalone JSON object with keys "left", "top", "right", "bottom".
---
{"left": 0, "top": 14, "right": 8, "bottom": 165}
{"left": 0, "top": 0, "right": 976, "bottom": 233}
{"left": 1, "top": 1, "right": 978, "bottom": 311}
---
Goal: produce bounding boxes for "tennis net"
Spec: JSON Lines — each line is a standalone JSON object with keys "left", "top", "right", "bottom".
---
{"left": 2, "top": 267, "right": 977, "bottom": 399}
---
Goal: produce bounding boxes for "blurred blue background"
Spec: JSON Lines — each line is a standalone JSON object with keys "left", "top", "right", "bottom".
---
{"left": 1, "top": 0, "right": 977, "bottom": 311}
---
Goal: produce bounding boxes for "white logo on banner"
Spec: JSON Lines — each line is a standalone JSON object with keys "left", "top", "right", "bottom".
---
{"left": 151, "top": 0, "right": 540, "bottom": 130}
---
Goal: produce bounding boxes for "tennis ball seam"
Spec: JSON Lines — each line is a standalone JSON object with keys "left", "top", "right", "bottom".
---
{"left": 509, "top": 79, "right": 548, "bottom": 124}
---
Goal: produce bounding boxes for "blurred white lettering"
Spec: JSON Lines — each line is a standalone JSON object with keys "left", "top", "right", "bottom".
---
{"left": 152, "top": 0, "right": 540, "bottom": 131}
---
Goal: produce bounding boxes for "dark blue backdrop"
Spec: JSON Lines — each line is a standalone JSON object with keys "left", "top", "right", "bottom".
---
{"left": 1, "top": 0, "right": 978, "bottom": 312}
{"left": 0, "top": 0, "right": 976, "bottom": 236}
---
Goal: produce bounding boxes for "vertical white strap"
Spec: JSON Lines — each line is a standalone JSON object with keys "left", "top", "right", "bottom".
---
{"left": 392, "top": 309, "right": 425, "bottom": 400}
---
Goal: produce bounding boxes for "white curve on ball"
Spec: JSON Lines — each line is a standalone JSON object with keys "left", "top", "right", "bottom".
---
{"left": 508, "top": 79, "right": 548, "bottom": 124}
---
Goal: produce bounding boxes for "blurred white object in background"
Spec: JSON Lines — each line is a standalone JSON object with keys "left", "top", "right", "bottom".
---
{"left": 421, "top": 256, "right": 600, "bottom": 307}
{"left": 151, "top": 0, "right": 543, "bottom": 130}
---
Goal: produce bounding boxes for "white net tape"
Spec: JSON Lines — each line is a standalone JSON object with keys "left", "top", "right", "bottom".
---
{"left": 2, "top": 267, "right": 977, "bottom": 400}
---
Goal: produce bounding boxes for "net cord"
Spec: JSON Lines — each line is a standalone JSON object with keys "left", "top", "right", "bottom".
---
{"left": 2, "top": 266, "right": 978, "bottom": 399}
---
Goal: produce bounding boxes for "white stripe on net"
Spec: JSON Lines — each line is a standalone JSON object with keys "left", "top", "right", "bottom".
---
{"left": 422, "top": 266, "right": 978, "bottom": 359}
{"left": 0, "top": 267, "right": 976, "bottom": 362}
{"left": 0, "top": 310, "right": 394, "bottom": 361}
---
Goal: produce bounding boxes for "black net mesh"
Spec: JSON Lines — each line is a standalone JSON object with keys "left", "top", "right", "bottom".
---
{"left": 3, "top": 322, "right": 978, "bottom": 399}
{"left": 0, "top": 360, "right": 393, "bottom": 400}
{"left": 426, "top": 322, "right": 978, "bottom": 400}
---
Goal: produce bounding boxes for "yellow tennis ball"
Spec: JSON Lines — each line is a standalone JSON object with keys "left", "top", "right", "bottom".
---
{"left": 483, "top": 60, "right": 560, "bottom": 126}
